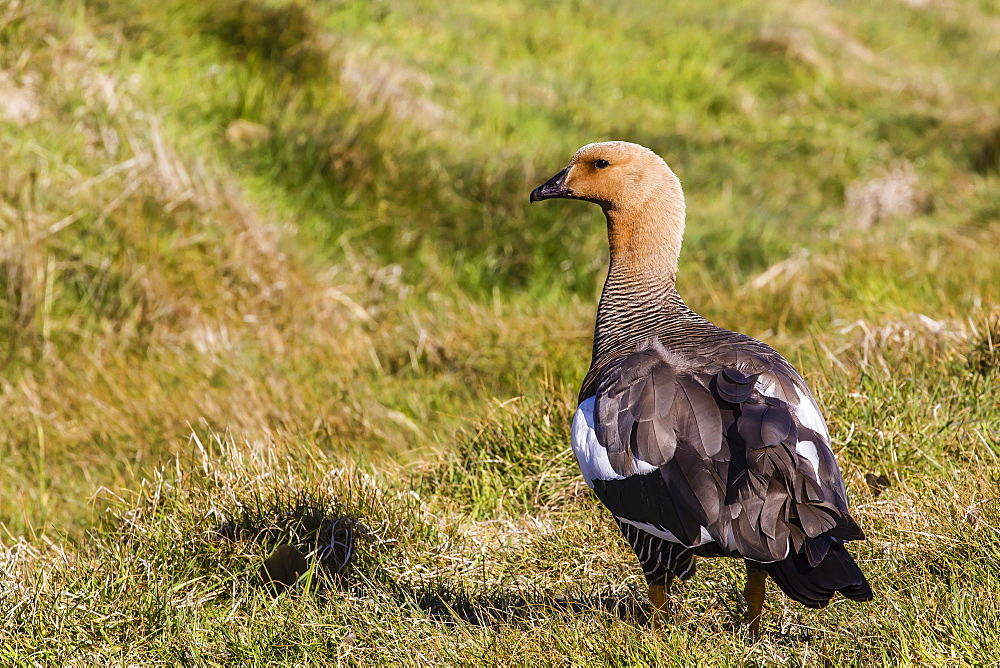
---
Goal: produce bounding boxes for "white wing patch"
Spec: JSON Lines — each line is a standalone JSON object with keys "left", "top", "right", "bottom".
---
{"left": 616, "top": 517, "right": 756, "bottom": 555}
{"left": 615, "top": 517, "right": 715, "bottom": 547}
{"left": 572, "top": 397, "right": 657, "bottom": 488}
{"left": 755, "top": 377, "right": 827, "bottom": 479}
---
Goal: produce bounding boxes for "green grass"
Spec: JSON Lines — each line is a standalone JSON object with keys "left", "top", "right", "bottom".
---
{"left": 1, "top": 0, "right": 999, "bottom": 663}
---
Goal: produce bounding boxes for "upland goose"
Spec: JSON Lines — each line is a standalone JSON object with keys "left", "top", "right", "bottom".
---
{"left": 530, "top": 142, "right": 872, "bottom": 635}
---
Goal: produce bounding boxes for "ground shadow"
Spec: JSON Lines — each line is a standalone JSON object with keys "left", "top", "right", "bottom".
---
{"left": 398, "top": 581, "right": 650, "bottom": 629}
{"left": 393, "top": 580, "right": 818, "bottom": 646}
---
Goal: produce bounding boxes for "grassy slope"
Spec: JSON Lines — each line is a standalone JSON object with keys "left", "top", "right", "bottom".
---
{"left": 1, "top": 0, "right": 999, "bottom": 663}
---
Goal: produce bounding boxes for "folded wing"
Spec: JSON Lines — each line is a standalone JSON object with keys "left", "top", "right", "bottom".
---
{"left": 591, "top": 337, "right": 864, "bottom": 564}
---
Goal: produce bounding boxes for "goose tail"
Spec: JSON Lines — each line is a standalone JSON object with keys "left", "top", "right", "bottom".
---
{"left": 764, "top": 540, "right": 873, "bottom": 608}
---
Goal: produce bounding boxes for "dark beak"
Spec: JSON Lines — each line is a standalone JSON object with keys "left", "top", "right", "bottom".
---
{"left": 529, "top": 167, "right": 571, "bottom": 202}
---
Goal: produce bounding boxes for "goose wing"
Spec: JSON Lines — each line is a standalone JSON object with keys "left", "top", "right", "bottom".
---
{"left": 586, "top": 337, "right": 864, "bottom": 564}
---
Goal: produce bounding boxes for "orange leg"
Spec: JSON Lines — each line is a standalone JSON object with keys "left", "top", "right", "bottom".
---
{"left": 648, "top": 573, "right": 675, "bottom": 632}
{"left": 743, "top": 562, "right": 767, "bottom": 639}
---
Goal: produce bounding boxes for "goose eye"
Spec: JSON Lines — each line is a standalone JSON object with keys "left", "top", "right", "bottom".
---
{"left": 595, "top": 159, "right": 610, "bottom": 169}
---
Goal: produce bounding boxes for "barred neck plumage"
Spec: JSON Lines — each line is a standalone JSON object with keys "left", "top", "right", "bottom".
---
{"left": 595, "top": 277, "right": 686, "bottom": 360}
{"left": 592, "top": 270, "right": 718, "bottom": 364}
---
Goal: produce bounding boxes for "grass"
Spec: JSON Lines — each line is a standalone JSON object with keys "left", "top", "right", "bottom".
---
{"left": 1, "top": 0, "right": 999, "bottom": 663}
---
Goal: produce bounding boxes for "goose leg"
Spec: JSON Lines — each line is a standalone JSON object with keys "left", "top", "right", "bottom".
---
{"left": 743, "top": 561, "right": 767, "bottom": 638}
{"left": 648, "top": 572, "right": 674, "bottom": 632}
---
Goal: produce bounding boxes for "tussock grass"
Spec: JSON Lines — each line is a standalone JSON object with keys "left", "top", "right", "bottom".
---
{"left": 1, "top": 0, "right": 998, "bottom": 663}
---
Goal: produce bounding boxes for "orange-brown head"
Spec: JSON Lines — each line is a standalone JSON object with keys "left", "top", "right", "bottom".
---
{"left": 531, "top": 141, "right": 686, "bottom": 277}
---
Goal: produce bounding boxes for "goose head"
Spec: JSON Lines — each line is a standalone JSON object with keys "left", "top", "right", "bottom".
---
{"left": 530, "top": 141, "right": 686, "bottom": 274}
